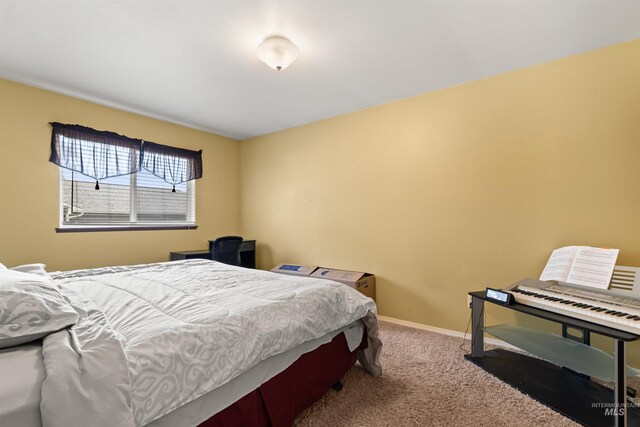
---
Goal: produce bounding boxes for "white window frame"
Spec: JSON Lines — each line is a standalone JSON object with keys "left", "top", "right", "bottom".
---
{"left": 58, "top": 169, "right": 196, "bottom": 231}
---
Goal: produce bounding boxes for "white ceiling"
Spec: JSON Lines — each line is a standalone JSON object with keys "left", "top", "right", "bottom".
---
{"left": 1, "top": 1, "right": 639, "bottom": 140}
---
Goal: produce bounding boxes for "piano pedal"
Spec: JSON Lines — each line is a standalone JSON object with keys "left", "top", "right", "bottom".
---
{"left": 628, "top": 386, "right": 636, "bottom": 398}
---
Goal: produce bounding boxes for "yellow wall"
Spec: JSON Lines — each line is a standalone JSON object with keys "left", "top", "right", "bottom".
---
{"left": 0, "top": 79, "right": 240, "bottom": 270}
{"left": 240, "top": 40, "right": 640, "bottom": 346}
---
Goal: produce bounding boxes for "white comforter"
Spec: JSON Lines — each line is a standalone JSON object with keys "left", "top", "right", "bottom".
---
{"left": 45, "top": 259, "right": 381, "bottom": 427}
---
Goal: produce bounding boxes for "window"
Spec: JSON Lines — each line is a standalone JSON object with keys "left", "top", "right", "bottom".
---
{"left": 50, "top": 122, "right": 201, "bottom": 231}
{"left": 60, "top": 169, "right": 195, "bottom": 228}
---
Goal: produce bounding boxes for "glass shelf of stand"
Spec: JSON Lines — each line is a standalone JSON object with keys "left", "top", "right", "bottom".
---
{"left": 484, "top": 324, "right": 640, "bottom": 382}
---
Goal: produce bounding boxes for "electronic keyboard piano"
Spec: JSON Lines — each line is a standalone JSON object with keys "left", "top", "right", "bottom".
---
{"left": 504, "top": 266, "right": 640, "bottom": 334}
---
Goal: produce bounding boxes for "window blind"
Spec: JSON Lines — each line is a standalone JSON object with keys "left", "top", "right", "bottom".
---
{"left": 60, "top": 169, "right": 195, "bottom": 226}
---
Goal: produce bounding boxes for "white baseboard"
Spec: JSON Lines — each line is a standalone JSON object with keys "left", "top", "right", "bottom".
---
{"left": 376, "top": 315, "right": 519, "bottom": 351}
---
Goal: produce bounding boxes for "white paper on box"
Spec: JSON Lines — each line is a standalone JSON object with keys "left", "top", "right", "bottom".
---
{"left": 313, "top": 269, "right": 365, "bottom": 282}
{"left": 271, "top": 264, "right": 318, "bottom": 276}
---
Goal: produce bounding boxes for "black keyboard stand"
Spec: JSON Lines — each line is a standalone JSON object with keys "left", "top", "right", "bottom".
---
{"left": 466, "top": 291, "right": 640, "bottom": 427}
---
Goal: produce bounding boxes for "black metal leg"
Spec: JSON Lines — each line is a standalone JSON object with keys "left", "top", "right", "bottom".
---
{"left": 471, "top": 295, "right": 485, "bottom": 357}
{"left": 614, "top": 339, "right": 627, "bottom": 427}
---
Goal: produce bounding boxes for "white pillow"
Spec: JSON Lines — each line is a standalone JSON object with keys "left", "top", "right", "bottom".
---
{"left": 0, "top": 269, "right": 79, "bottom": 349}
{"left": 10, "top": 263, "right": 48, "bottom": 277}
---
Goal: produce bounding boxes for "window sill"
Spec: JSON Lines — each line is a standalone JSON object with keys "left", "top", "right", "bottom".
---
{"left": 56, "top": 225, "right": 198, "bottom": 233}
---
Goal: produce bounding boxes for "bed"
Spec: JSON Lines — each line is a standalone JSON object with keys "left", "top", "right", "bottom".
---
{"left": 0, "top": 259, "right": 382, "bottom": 427}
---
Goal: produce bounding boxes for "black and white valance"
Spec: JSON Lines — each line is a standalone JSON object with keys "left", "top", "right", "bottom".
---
{"left": 141, "top": 142, "right": 202, "bottom": 191}
{"left": 50, "top": 123, "right": 142, "bottom": 189}
{"left": 50, "top": 123, "right": 202, "bottom": 191}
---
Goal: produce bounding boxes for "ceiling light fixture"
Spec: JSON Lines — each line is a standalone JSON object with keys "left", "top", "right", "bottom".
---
{"left": 256, "top": 36, "right": 299, "bottom": 71}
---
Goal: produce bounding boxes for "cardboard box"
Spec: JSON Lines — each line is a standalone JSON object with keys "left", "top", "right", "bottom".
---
{"left": 311, "top": 267, "right": 376, "bottom": 300}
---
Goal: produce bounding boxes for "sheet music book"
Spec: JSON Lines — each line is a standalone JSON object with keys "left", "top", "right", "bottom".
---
{"left": 540, "top": 246, "right": 619, "bottom": 289}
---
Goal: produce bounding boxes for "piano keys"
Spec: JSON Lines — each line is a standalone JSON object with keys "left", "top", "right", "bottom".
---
{"left": 504, "top": 266, "right": 640, "bottom": 335}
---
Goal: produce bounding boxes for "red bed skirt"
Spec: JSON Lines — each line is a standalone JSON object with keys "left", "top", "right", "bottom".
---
{"left": 198, "top": 330, "right": 366, "bottom": 427}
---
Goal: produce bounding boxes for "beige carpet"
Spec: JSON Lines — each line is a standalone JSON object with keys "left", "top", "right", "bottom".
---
{"left": 294, "top": 320, "right": 581, "bottom": 427}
